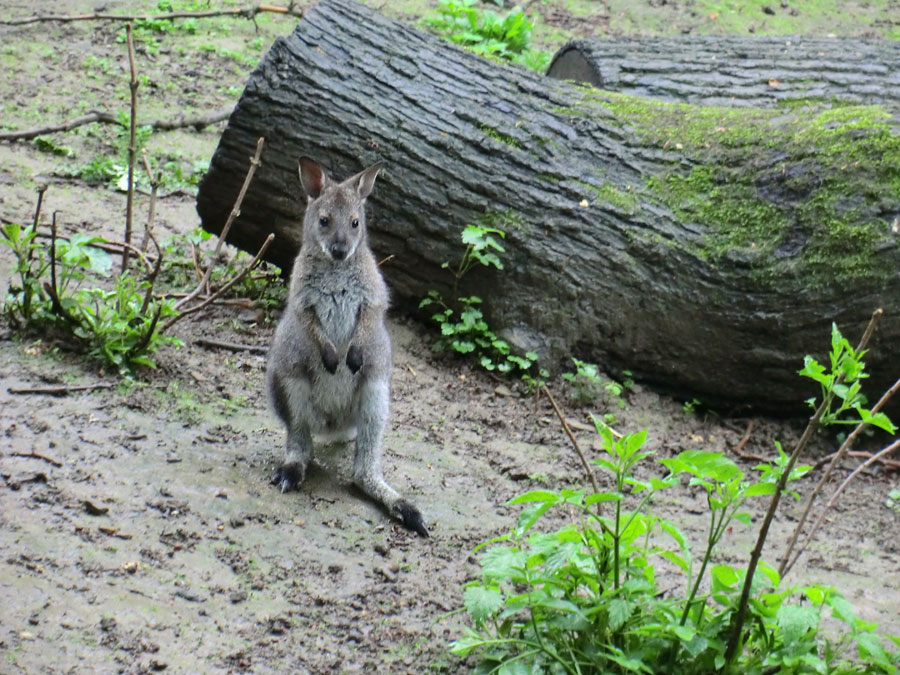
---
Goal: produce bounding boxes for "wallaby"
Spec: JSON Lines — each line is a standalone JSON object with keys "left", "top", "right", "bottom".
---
{"left": 265, "top": 157, "right": 428, "bottom": 537}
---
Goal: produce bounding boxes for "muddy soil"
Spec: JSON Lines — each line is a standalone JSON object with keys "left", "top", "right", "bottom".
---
{"left": 1, "top": 1, "right": 898, "bottom": 673}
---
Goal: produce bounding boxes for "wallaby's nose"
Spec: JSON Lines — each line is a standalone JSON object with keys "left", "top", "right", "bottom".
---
{"left": 330, "top": 241, "right": 348, "bottom": 260}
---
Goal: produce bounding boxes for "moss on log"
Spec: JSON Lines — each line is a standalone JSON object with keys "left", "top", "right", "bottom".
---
{"left": 196, "top": 0, "right": 900, "bottom": 412}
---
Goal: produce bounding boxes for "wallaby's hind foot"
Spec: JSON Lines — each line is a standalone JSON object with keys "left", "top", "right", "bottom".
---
{"left": 394, "top": 499, "right": 429, "bottom": 537}
{"left": 272, "top": 461, "right": 305, "bottom": 493}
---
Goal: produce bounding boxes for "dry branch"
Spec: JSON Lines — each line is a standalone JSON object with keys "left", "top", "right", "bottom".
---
{"left": 32, "top": 184, "right": 47, "bottom": 229}
{"left": 0, "top": 3, "right": 304, "bottom": 26}
{"left": 8, "top": 383, "right": 115, "bottom": 396}
{"left": 174, "top": 137, "right": 266, "bottom": 312}
{"left": 542, "top": 385, "right": 600, "bottom": 495}
{"left": 785, "top": 438, "right": 900, "bottom": 573}
{"left": 123, "top": 23, "right": 138, "bottom": 274}
{"left": 0, "top": 107, "right": 231, "bottom": 142}
{"left": 161, "top": 233, "right": 275, "bottom": 333}
{"left": 195, "top": 337, "right": 269, "bottom": 354}
{"left": 10, "top": 450, "right": 64, "bottom": 467}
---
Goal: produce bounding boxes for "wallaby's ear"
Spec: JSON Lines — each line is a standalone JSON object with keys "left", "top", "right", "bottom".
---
{"left": 299, "top": 157, "right": 329, "bottom": 200}
{"left": 353, "top": 162, "right": 383, "bottom": 200}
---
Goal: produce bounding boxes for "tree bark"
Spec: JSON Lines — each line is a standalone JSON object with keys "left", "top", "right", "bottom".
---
{"left": 196, "top": 0, "right": 900, "bottom": 413}
{"left": 546, "top": 36, "right": 900, "bottom": 108}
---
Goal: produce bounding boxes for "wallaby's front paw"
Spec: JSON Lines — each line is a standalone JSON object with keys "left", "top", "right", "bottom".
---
{"left": 346, "top": 344, "right": 363, "bottom": 374}
{"left": 271, "top": 462, "right": 305, "bottom": 493}
{"left": 394, "top": 499, "right": 429, "bottom": 537}
{"left": 321, "top": 343, "right": 339, "bottom": 374}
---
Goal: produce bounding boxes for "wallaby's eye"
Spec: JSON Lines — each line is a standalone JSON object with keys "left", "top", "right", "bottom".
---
{"left": 351, "top": 218, "right": 360, "bottom": 229}
{"left": 319, "top": 215, "right": 329, "bottom": 228}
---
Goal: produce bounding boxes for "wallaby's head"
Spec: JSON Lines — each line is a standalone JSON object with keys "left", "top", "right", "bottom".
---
{"left": 298, "top": 157, "right": 382, "bottom": 263}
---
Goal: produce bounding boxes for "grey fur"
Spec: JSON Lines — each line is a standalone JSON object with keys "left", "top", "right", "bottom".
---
{"left": 266, "top": 157, "right": 428, "bottom": 537}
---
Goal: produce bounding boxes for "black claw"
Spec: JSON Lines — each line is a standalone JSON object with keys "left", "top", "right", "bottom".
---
{"left": 346, "top": 344, "right": 363, "bottom": 374}
{"left": 395, "top": 499, "right": 429, "bottom": 537}
{"left": 271, "top": 462, "right": 304, "bottom": 492}
{"left": 321, "top": 344, "right": 339, "bottom": 374}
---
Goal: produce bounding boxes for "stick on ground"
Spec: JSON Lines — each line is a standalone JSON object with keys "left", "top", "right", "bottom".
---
{"left": 11, "top": 451, "right": 64, "bottom": 467}
{"left": 195, "top": 338, "right": 269, "bottom": 354}
{"left": 0, "top": 108, "right": 231, "bottom": 143}
{"left": 0, "top": 4, "right": 304, "bottom": 26}
{"left": 8, "top": 383, "right": 116, "bottom": 396}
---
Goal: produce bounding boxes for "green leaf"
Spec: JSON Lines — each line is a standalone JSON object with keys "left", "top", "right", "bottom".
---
{"left": 585, "top": 492, "right": 622, "bottom": 505}
{"left": 857, "top": 407, "right": 897, "bottom": 434}
{"left": 732, "top": 512, "right": 751, "bottom": 526}
{"left": 464, "top": 584, "right": 503, "bottom": 625}
{"left": 515, "top": 501, "right": 555, "bottom": 536}
{"left": 670, "top": 624, "right": 696, "bottom": 642}
{"left": 508, "top": 490, "right": 560, "bottom": 505}
{"left": 608, "top": 597, "right": 632, "bottom": 632}
{"left": 710, "top": 564, "right": 740, "bottom": 590}
{"left": 659, "top": 550, "right": 689, "bottom": 574}
{"left": 744, "top": 482, "right": 776, "bottom": 497}
{"left": 776, "top": 604, "right": 819, "bottom": 644}
{"left": 449, "top": 633, "right": 484, "bottom": 657}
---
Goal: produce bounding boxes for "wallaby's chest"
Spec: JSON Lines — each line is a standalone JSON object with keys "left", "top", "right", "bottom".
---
{"left": 299, "top": 267, "right": 367, "bottom": 345}
{"left": 315, "top": 288, "right": 361, "bottom": 344}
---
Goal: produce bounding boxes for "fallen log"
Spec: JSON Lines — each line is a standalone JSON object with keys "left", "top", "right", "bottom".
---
{"left": 546, "top": 36, "right": 900, "bottom": 108}
{"left": 196, "top": 0, "right": 900, "bottom": 412}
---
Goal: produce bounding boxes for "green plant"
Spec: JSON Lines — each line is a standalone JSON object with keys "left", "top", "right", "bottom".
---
{"left": 33, "top": 136, "right": 74, "bottom": 157}
{"left": 799, "top": 322, "right": 894, "bottom": 432}
{"left": 563, "top": 358, "right": 633, "bottom": 408}
{"left": 423, "top": 0, "right": 550, "bottom": 70}
{"left": 1, "top": 222, "right": 181, "bottom": 374}
{"left": 64, "top": 114, "right": 153, "bottom": 190}
{"left": 419, "top": 224, "right": 538, "bottom": 377}
{"left": 452, "top": 322, "right": 900, "bottom": 673}
{"left": 683, "top": 398, "right": 701, "bottom": 414}
{"left": 452, "top": 418, "right": 899, "bottom": 673}
{"left": 886, "top": 489, "right": 900, "bottom": 513}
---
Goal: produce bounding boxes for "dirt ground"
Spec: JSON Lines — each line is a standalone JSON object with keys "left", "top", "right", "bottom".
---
{"left": 1, "top": 1, "right": 899, "bottom": 673}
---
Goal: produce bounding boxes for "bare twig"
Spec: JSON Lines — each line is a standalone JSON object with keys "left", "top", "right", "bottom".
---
{"left": 541, "top": 385, "right": 600, "bottom": 494}
{"left": 0, "top": 111, "right": 117, "bottom": 142}
{"left": 8, "top": 383, "right": 115, "bottom": 396}
{"left": 724, "top": 308, "right": 883, "bottom": 663}
{"left": 0, "top": 107, "right": 231, "bottom": 143}
{"left": 138, "top": 230, "right": 163, "bottom": 316}
{"left": 787, "top": 438, "right": 900, "bottom": 569}
{"left": 195, "top": 337, "right": 269, "bottom": 354}
{"left": 1, "top": 4, "right": 304, "bottom": 26}
{"left": 162, "top": 233, "right": 274, "bottom": 333}
{"left": 11, "top": 450, "right": 63, "bottom": 467}
{"left": 139, "top": 150, "right": 161, "bottom": 254}
{"left": 813, "top": 449, "right": 900, "bottom": 472}
{"left": 734, "top": 419, "right": 755, "bottom": 455}
{"left": 49, "top": 212, "right": 59, "bottom": 303}
{"left": 780, "top": 371, "right": 900, "bottom": 576}
{"left": 44, "top": 212, "right": 78, "bottom": 325}
{"left": 122, "top": 23, "right": 138, "bottom": 274}
{"left": 32, "top": 184, "right": 48, "bottom": 229}
{"left": 174, "top": 137, "right": 266, "bottom": 312}
{"left": 190, "top": 242, "right": 203, "bottom": 281}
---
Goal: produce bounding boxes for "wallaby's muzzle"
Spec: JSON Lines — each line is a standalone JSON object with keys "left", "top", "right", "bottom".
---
{"left": 329, "top": 241, "right": 349, "bottom": 260}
